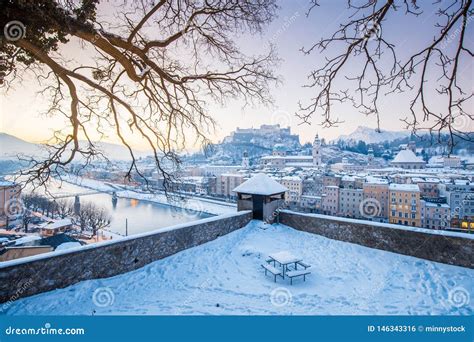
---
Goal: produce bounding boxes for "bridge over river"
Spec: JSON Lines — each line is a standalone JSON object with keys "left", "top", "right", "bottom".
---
{"left": 51, "top": 190, "right": 115, "bottom": 199}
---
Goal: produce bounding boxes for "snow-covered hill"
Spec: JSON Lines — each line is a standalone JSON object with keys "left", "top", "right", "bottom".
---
{"left": 336, "top": 126, "right": 409, "bottom": 144}
{"left": 0, "top": 133, "right": 44, "bottom": 159}
{"left": 0, "top": 133, "right": 150, "bottom": 161}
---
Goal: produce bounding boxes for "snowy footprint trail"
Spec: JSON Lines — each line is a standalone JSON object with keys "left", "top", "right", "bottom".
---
{"left": 5, "top": 221, "right": 474, "bottom": 315}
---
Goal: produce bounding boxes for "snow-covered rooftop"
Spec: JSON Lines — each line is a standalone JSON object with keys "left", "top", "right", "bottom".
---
{"left": 365, "top": 176, "right": 389, "bottom": 185}
{"left": 391, "top": 149, "right": 425, "bottom": 164}
{"left": 41, "top": 218, "right": 72, "bottom": 230}
{"left": 6, "top": 221, "right": 473, "bottom": 315}
{"left": 233, "top": 174, "right": 287, "bottom": 195}
{"left": 285, "top": 162, "right": 314, "bottom": 167}
{"left": 422, "top": 201, "right": 450, "bottom": 208}
{"left": 14, "top": 235, "right": 42, "bottom": 246}
{"left": 280, "top": 176, "right": 302, "bottom": 181}
{"left": 0, "top": 180, "right": 15, "bottom": 187}
{"left": 389, "top": 183, "right": 420, "bottom": 192}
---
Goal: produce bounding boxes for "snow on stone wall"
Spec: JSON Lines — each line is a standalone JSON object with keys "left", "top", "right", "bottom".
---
{"left": 279, "top": 210, "right": 474, "bottom": 269}
{"left": 0, "top": 211, "right": 253, "bottom": 303}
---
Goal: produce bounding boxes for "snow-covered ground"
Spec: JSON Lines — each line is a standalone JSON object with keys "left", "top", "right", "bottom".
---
{"left": 60, "top": 174, "right": 236, "bottom": 216}
{"left": 5, "top": 221, "right": 473, "bottom": 315}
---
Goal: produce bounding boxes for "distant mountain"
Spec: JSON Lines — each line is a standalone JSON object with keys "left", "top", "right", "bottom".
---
{"left": 0, "top": 133, "right": 150, "bottom": 161}
{"left": 336, "top": 126, "right": 410, "bottom": 144}
{"left": 86, "top": 141, "right": 150, "bottom": 161}
{"left": 0, "top": 133, "right": 44, "bottom": 159}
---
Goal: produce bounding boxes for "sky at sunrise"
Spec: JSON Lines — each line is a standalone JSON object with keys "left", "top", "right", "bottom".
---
{"left": 1, "top": 0, "right": 473, "bottom": 151}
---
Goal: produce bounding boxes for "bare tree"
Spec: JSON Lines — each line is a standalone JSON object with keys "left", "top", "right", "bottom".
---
{"left": 55, "top": 198, "right": 74, "bottom": 219}
{"left": 298, "top": 0, "right": 473, "bottom": 151}
{"left": 20, "top": 210, "right": 34, "bottom": 233}
{"left": 22, "top": 192, "right": 67, "bottom": 219}
{"left": 75, "top": 202, "right": 110, "bottom": 237}
{"left": 1, "top": 0, "right": 278, "bottom": 189}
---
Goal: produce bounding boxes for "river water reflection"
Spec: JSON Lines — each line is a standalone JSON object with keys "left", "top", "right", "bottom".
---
{"left": 37, "top": 180, "right": 212, "bottom": 236}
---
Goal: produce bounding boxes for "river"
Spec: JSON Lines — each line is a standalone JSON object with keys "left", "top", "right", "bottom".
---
{"left": 33, "top": 180, "right": 212, "bottom": 236}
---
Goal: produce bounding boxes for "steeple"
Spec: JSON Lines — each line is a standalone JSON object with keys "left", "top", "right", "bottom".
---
{"left": 242, "top": 150, "right": 250, "bottom": 169}
{"left": 312, "top": 133, "right": 322, "bottom": 167}
{"left": 314, "top": 133, "right": 320, "bottom": 145}
{"left": 367, "top": 147, "right": 374, "bottom": 164}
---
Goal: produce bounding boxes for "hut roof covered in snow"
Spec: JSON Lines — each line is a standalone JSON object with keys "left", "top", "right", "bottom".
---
{"left": 232, "top": 174, "right": 287, "bottom": 196}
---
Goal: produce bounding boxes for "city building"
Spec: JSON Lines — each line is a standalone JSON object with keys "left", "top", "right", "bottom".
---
{"left": 323, "top": 174, "right": 341, "bottom": 187}
{"left": 242, "top": 151, "right": 250, "bottom": 169}
{"left": 420, "top": 200, "right": 450, "bottom": 230}
{"left": 338, "top": 187, "right": 363, "bottom": 218}
{"left": 302, "top": 176, "right": 324, "bottom": 197}
{"left": 217, "top": 173, "right": 246, "bottom": 198}
{"left": 390, "top": 149, "right": 426, "bottom": 169}
{"left": 312, "top": 133, "right": 322, "bottom": 167}
{"left": 408, "top": 141, "right": 417, "bottom": 153}
{"left": 414, "top": 178, "right": 440, "bottom": 198}
{"left": 331, "top": 158, "right": 366, "bottom": 172}
{"left": 279, "top": 176, "right": 303, "bottom": 204}
{"left": 300, "top": 195, "right": 322, "bottom": 212}
{"left": 362, "top": 179, "right": 389, "bottom": 221}
{"left": 40, "top": 219, "right": 73, "bottom": 237}
{"left": 440, "top": 182, "right": 474, "bottom": 230}
{"left": 443, "top": 156, "right": 462, "bottom": 168}
{"left": 223, "top": 124, "right": 300, "bottom": 150}
{"left": 389, "top": 183, "right": 421, "bottom": 227}
{"left": 260, "top": 133, "right": 322, "bottom": 169}
{"left": 367, "top": 147, "right": 374, "bottom": 165}
{"left": 322, "top": 185, "right": 339, "bottom": 215}
{"left": 0, "top": 180, "right": 21, "bottom": 227}
{"left": 200, "top": 165, "right": 242, "bottom": 177}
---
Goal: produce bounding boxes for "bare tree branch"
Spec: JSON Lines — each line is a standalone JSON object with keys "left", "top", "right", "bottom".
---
{"left": 1, "top": 0, "right": 278, "bottom": 190}
{"left": 299, "top": 0, "right": 473, "bottom": 151}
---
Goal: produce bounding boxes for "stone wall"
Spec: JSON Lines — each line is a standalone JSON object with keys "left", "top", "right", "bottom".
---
{"left": 0, "top": 211, "right": 253, "bottom": 304}
{"left": 279, "top": 210, "right": 474, "bottom": 269}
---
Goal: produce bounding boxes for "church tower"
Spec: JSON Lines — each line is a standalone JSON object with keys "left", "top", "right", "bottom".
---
{"left": 242, "top": 150, "right": 250, "bottom": 169}
{"left": 367, "top": 147, "right": 374, "bottom": 164}
{"left": 312, "top": 133, "right": 322, "bottom": 167}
